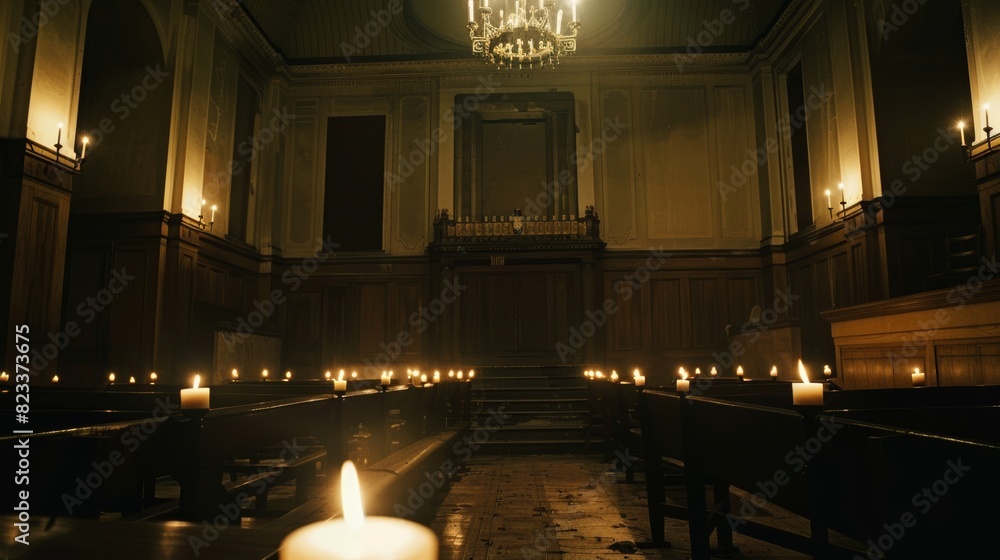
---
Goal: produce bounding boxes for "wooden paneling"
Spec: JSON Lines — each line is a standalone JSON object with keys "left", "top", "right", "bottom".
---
{"left": 605, "top": 278, "right": 644, "bottom": 352}
{"left": 690, "top": 278, "right": 722, "bottom": 349}
{"left": 284, "top": 291, "right": 323, "bottom": 368}
{"left": 358, "top": 283, "right": 389, "bottom": 356}
{"left": 936, "top": 343, "right": 1000, "bottom": 386}
{"left": 107, "top": 250, "right": 154, "bottom": 372}
{"left": 650, "top": 279, "right": 683, "bottom": 349}
{"left": 840, "top": 346, "right": 926, "bottom": 389}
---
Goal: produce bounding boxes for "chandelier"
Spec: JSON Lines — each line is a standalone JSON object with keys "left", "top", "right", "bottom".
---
{"left": 467, "top": 0, "right": 580, "bottom": 70}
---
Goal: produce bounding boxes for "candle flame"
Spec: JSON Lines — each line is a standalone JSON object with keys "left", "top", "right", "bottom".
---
{"left": 797, "top": 360, "right": 810, "bottom": 384}
{"left": 52, "top": 375, "right": 59, "bottom": 383}
{"left": 633, "top": 368, "right": 640, "bottom": 378}
{"left": 736, "top": 366, "right": 744, "bottom": 376}
{"left": 193, "top": 374, "right": 201, "bottom": 389}
{"left": 351, "top": 371, "right": 358, "bottom": 378}
{"left": 341, "top": 461, "right": 365, "bottom": 531}
{"left": 83, "top": 136, "right": 89, "bottom": 144}
{"left": 421, "top": 374, "right": 428, "bottom": 383}
{"left": 679, "top": 367, "right": 688, "bottom": 381}
{"left": 262, "top": 369, "right": 269, "bottom": 378}
{"left": 958, "top": 120, "right": 966, "bottom": 129}
{"left": 150, "top": 372, "right": 158, "bottom": 381}
{"left": 109, "top": 373, "right": 116, "bottom": 382}
{"left": 129, "top": 376, "right": 136, "bottom": 384}
{"left": 710, "top": 366, "right": 718, "bottom": 376}
{"left": 338, "top": 370, "right": 345, "bottom": 381}
{"left": 770, "top": 365, "right": 778, "bottom": 376}
{"left": 286, "top": 371, "right": 292, "bottom": 379}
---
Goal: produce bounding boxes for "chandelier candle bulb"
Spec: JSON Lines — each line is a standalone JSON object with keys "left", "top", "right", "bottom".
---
{"left": 792, "top": 360, "right": 823, "bottom": 406}
{"left": 181, "top": 375, "right": 210, "bottom": 410}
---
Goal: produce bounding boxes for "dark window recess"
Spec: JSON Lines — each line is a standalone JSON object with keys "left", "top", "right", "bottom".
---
{"left": 323, "top": 116, "right": 386, "bottom": 251}
{"left": 228, "top": 75, "right": 257, "bottom": 242}
{"left": 787, "top": 63, "right": 813, "bottom": 231}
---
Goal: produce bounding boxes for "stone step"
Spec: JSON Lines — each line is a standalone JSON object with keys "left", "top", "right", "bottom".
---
{"left": 476, "top": 439, "right": 593, "bottom": 454}
{"left": 471, "top": 397, "right": 589, "bottom": 413}
{"left": 473, "top": 376, "right": 588, "bottom": 389}
{"left": 471, "top": 386, "right": 588, "bottom": 400}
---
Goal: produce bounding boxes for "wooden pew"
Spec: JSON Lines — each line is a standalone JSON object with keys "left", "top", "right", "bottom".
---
{"left": 1, "top": 411, "right": 471, "bottom": 559}
{"left": 679, "top": 394, "right": 1000, "bottom": 559}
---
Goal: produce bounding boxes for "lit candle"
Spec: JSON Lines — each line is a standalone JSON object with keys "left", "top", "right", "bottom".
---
{"left": 0, "top": 372, "right": 8, "bottom": 383}
{"left": 709, "top": 366, "right": 718, "bottom": 376}
{"left": 595, "top": 370, "right": 604, "bottom": 380}
{"left": 634, "top": 375, "right": 646, "bottom": 387}
{"left": 457, "top": 370, "right": 464, "bottom": 380}
{"left": 823, "top": 365, "right": 832, "bottom": 377}
{"left": 694, "top": 367, "right": 701, "bottom": 376}
{"left": 959, "top": 121, "right": 967, "bottom": 147}
{"left": 770, "top": 365, "right": 778, "bottom": 380}
{"left": 433, "top": 371, "right": 440, "bottom": 383}
{"left": 201, "top": 199, "right": 206, "bottom": 215}
{"left": 610, "top": 371, "right": 619, "bottom": 383}
{"left": 211, "top": 205, "right": 217, "bottom": 223}
{"left": 985, "top": 104, "right": 991, "bottom": 130}
{"left": 56, "top": 122, "right": 62, "bottom": 147}
{"left": 279, "top": 461, "right": 438, "bottom": 559}
{"left": 129, "top": 376, "right": 136, "bottom": 384}
{"left": 262, "top": 369, "right": 269, "bottom": 380}
{"left": 232, "top": 368, "right": 239, "bottom": 380}
{"left": 81, "top": 136, "right": 89, "bottom": 159}
{"left": 285, "top": 370, "right": 292, "bottom": 382}
{"left": 468, "top": 370, "right": 475, "bottom": 379}
{"left": 381, "top": 372, "right": 391, "bottom": 387}
{"left": 792, "top": 360, "right": 824, "bottom": 406}
{"left": 632, "top": 368, "right": 641, "bottom": 379}
{"left": 676, "top": 370, "right": 689, "bottom": 393}
{"left": 181, "top": 375, "right": 211, "bottom": 410}
{"left": 838, "top": 183, "right": 845, "bottom": 205}
{"left": 108, "top": 372, "right": 116, "bottom": 384}
{"left": 911, "top": 368, "right": 926, "bottom": 387}
{"left": 334, "top": 370, "right": 347, "bottom": 393}
{"left": 150, "top": 372, "right": 157, "bottom": 384}
{"left": 448, "top": 369, "right": 455, "bottom": 379}
{"left": 825, "top": 189, "right": 832, "bottom": 209}
{"left": 325, "top": 370, "right": 332, "bottom": 380}
{"left": 736, "top": 365, "right": 744, "bottom": 378}
{"left": 52, "top": 374, "right": 59, "bottom": 384}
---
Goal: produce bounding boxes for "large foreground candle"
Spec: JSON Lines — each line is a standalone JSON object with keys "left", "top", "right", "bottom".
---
{"left": 181, "top": 375, "right": 211, "bottom": 410}
{"left": 280, "top": 461, "right": 438, "bottom": 559}
{"left": 791, "top": 360, "right": 823, "bottom": 406}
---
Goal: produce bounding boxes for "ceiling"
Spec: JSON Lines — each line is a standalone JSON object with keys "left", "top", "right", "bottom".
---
{"left": 239, "top": 0, "right": 791, "bottom": 64}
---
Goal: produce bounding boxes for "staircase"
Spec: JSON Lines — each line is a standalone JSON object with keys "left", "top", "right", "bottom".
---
{"left": 469, "top": 366, "right": 596, "bottom": 454}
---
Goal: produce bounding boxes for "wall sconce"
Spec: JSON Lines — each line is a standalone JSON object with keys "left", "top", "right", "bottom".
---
{"left": 961, "top": 107, "right": 999, "bottom": 162}
{"left": 826, "top": 183, "right": 847, "bottom": 222}
{"left": 198, "top": 199, "right": 217, "bottom": 231}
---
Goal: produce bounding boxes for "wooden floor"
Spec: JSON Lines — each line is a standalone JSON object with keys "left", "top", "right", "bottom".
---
{"left": 430, "top": 454, "right": 810, "bottom": 560}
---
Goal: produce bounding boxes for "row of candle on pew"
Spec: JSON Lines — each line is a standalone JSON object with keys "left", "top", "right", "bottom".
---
{"left": 583, "top": 362, "right": 930, "bottom": 406}
{"left": 176, "top": 368, "right": 476, "bottom": 411}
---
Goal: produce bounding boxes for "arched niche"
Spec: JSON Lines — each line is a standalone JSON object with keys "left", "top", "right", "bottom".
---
{"left": 454, "top": 92, "right": 578, "bottom": 220}
{"left": 75, "top": 0, "right": 172, "bottom": 213}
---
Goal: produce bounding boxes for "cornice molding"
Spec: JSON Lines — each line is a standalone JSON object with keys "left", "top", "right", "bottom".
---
{"left": 286, "top": 52, "right": 753, "bottom": 80}
{"left": 202, "top": 0, "right": 286, "bottom": 73}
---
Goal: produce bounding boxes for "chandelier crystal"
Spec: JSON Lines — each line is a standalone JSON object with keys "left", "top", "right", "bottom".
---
{"left": 467, "top": 0, "right": 580, "bottom": 70}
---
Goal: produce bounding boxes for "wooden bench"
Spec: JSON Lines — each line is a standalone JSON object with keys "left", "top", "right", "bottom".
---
{"left": 679, "top": 394, "right": 1000, "bottom": 559}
